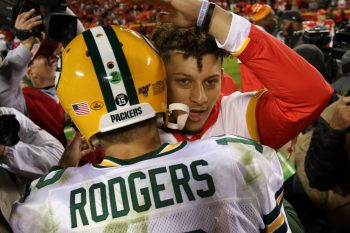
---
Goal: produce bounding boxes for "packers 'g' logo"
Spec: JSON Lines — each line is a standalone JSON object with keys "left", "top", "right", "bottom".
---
{"left": 110, "top": 71, "right": 122, "bottom": 84}
{"left": 90, "top": 101, "right": 104, "bottom": 110}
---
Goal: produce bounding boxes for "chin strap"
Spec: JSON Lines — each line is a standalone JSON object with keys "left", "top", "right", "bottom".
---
{"left": 166, "top": 103, "right": 189, "bottom": 130}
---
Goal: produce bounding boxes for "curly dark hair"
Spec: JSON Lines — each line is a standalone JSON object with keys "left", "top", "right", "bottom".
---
{"left": 150, "top": 23, "right": 231, "bottom": 71}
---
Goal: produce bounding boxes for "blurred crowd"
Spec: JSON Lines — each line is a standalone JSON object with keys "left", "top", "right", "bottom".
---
{"left": 65, "top": 0, "right": 350, "bottom": 30}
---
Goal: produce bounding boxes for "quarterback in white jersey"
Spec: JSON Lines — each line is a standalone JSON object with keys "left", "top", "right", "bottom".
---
{"left": 10, "top": 135, "right": 290, "bottom": 233}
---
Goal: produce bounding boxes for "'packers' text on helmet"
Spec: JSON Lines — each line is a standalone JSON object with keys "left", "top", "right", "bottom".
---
{"left": 55, "top": 25, "right": 170, "bottom": 146}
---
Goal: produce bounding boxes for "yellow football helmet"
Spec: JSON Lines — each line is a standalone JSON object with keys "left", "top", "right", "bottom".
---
{"left": 55, "top": 25, "right": 169, "bottom": 146}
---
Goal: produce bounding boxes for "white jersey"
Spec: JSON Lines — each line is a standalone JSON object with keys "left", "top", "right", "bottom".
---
{"left": 10, "top": 135, "right": 290, "bottom": 233}
{"left": 159, "top": 91, "right": 254, "bottom": 144}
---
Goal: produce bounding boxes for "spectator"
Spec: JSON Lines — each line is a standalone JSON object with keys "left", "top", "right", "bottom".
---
{"left": 10, "top": 23, "right": 291, "bottom": 232}
{"left": 305, "top": 50, "right": 350, "bottom": 193}
{"left": 278, "top": 10, "right": 304, "bottom": 48}
{"left": 0, "top": 9, "right": 104, "bottom": 164}
{"left": 0, "top": 9, "right": 67, "bottom": 146}
{"left": 277, "top": 50, "right": 350, "bottom": 232}
{"left": 0, "top": 107, "right": 63, "bottom": 233}
{"left": 249, "top": 3, "right": 277, "bottom": 34}
{"left": 0, "top": 34, "right": 7, "bottom": 62}
{"left": 332, "top": 49, "right": 350, "bottom": 93}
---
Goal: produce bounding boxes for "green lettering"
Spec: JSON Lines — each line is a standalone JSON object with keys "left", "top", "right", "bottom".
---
{"left": 190, "top": 160, "right": 216, "bottom": 198}
{"left": 149, "top": 167, "right": 174, "bottom": 208}
{"left": 89, "top": 183, "right": 108, "bottom": 223}
{"left": 70, "top": 188, "right": 89, "bottom": 228}
{"left": 36, "top": 169, "right": 65, "bottom": 189}
{"left": 169, "top": 164, "right": 195, "bottom": 203}
{"left": 109, "top": 177, "right": 130, "bottom": 218}
{"left": 128, "top": 172, "right": 151, "bottom": 212}
{"left": 216, "top": 137, "right": 263, "bottom": 153}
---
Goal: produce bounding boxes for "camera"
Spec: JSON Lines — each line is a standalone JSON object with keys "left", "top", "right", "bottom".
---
{"left": 302, "top": 25, "right": 331, "bottom": 50}
{"left": 0, "top": 0, "right": 78, "bottom": 45}
{"left": 331, "top": 24, "right": 350, "bottom": 60}
{"left": 0, "top": 114, "right": 20, "bottom": 147}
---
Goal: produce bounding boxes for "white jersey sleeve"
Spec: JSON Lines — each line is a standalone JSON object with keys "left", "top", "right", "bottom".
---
{"left": 0, "top": 107, "right": 63, "bottom": 179}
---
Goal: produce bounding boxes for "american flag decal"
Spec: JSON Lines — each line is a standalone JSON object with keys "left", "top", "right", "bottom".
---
{"left": 72, "top": 102, "right": 91, "bottom": 115}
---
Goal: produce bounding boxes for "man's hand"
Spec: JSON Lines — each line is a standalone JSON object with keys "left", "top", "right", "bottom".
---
{"left": 14, "top": 9, "right": 42, "bottom": 49}
{"left": 0, "top": 145, "right": 5, "bottom": 158}
{"left": 117, "top": 0, "right": 201, "bottom": 27}
{"left": 58, "top": 132, "right": 93, "bottom": 168}
{"left": 117, "top": 0, "right": 231, "bottom": 43}
{"left": 329, "top": 97, "right": 350, "bottom": 130}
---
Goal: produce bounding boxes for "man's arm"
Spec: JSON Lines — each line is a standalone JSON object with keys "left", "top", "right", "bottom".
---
{"left": 209, "top": 10, "right": 332, "bottom": 148}
{"left": 238, "top": 25, "right": 333, "bottom": 149}
{"left": 0, "top": 43, "right": 32, "bottom": 113}
{"left": 0, "top": 9, "right": 42, "bottom": 114}
{"left": 0, "top": 107, "right": 63, "bottom": 179}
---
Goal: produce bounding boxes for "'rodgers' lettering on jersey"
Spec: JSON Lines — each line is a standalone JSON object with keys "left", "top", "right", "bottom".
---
{"left": 70, "top": 159, "right": 215, "bottom": 228}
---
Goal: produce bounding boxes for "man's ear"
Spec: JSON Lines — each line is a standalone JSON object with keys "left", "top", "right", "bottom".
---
{"left": 220, "top": 67, "right": 224, "bottom": 78}
{"left": 27, "top": 66, "right": 35, "bottom": 81}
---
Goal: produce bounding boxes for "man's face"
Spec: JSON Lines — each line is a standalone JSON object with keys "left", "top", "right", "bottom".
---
{"left": 280, "top": 19, "right": 293, "bottom": 37}
{"left": 280, "top": 19, "right": 302, "bottom": 37}
{"left": 28, "top": 55, "right": 58, "bottom": 88}
{"left": 165, "top": 51, "right": 222, "bottom": 134}
{"left": 265, "top": 12, "right": 277, "bottom": 33}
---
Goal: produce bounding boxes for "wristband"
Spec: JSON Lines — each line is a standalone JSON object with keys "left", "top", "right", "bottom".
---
{"left": 14, "top": 28, "right": 32, "bottom": 41}
{"left": 201, "top": 2, "right": 216, "bottom": 32}
{"left": 196, "top": 0, "right": 209, "bottom": 28}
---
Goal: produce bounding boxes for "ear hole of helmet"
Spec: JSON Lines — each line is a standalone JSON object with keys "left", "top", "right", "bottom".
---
{"left": 166, "top": 103, "right": 189, "bottom": 130}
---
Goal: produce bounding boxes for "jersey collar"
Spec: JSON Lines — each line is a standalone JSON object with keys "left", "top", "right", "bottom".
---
{"left": 94, "top": 141, "right": 187, "bottom": 167}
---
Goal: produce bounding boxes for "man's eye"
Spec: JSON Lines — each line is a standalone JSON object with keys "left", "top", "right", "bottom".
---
{"left": 205, "top": 79, "right": 219, "bottom": 86}
{"left": 177, "top": 79, "right": 190, "bottom": 85}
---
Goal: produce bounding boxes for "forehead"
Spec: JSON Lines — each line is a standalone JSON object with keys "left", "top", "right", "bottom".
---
{"left": 167, "top": 51, "right": 222, "bottom": 66}
{"left": 31, "top": 55, "right": 49, "bottom": 63}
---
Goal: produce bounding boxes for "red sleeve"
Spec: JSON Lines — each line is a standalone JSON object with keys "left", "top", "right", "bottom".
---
{"left": 238, "top": 26, "right": 333, "bottom": 149}
{"left": 221, "top": 72, "right": 238, "bottom": 95}
{"left": 239, "top": 63, "right": 264, "bottom": 92}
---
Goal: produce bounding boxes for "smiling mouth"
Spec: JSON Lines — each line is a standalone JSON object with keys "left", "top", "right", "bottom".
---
{"left": 189, "top": 110, "right": 206, "bottom": 122}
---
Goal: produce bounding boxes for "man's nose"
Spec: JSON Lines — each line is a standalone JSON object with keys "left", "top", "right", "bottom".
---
{"left": 190, "top": 84, "right": 208, "bottom": 105}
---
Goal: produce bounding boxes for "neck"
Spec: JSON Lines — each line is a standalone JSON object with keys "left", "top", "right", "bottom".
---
{"left": 33, "top": 81, "right": 55, "bottom": 89}
{"left": 101, "top": 122, "right": 161, "bottom": 161}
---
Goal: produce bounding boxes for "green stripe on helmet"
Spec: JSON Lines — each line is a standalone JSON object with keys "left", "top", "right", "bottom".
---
{"left": 103, "top": 26, "right": 139, "bottom": 105}
{"left": 82, "top": 29, "right": 117, "bottom": 112}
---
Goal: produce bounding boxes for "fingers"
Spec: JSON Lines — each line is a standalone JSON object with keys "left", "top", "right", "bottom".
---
{"left": 330, "top": 98, "right": 350, "bottom": 129}
{"left": 69, "top": 131, "right": 82, "bottom": 147}
{"left": 81, "top": 148, "right": 94, "bottom": 157}
{"left": 340, "top": 96, "right": 350, "bottom": 106}
{"left": 16, "top": 9, "right": 36, "bottom": 25}
{"left": 15, "top": 9, "right": 42, "bottom": 31}
{"left": 157, "top": 11, "right": 172, "bottom": 23}
{"left": 59, "top": 132, "right": 88, "bottom": 168}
